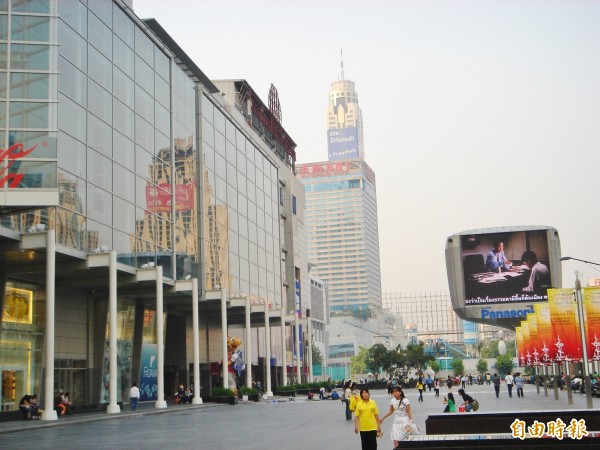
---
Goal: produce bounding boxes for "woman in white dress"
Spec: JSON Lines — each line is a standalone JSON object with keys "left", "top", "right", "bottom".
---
{"left": 379, "top": 386, "right": 413, "bottom": 448}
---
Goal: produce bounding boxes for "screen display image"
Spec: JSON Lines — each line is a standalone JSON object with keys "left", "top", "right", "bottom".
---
{"left": 460, "top": 230, "right": 551, "bottom": 306}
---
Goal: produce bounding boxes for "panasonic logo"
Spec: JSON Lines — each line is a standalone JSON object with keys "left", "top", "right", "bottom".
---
{"left": 481, "top": 307, "right": 534, "bottom": 319}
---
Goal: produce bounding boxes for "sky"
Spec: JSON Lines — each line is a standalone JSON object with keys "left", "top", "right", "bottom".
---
{"left": 133, "top": 0, "right": 600, "bottom": 294}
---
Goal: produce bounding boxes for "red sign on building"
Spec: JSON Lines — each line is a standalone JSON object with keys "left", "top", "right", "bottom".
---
{"left": 146, "top": 183, "right": 195, "bottom": 213}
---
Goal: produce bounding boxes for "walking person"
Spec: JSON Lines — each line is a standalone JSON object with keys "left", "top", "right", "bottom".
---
{"left": 515, "top": 372, "right": 525, "bottom": 398}
{"left": 445, "top": 376, "right": 453, "bottom": 391}
{"left": 492, "top": 373, "right": 501, "bottom": 398}
{"left": 379, "top": 386, "right": 413, "bottom": 449}
{"left": 434, "top": 378, "right": 440, "bottom": 397}
{"left": 416, "top": 378, "right": 424, "bottom": 402}
{"left": 505, "top": 373, "right": 514, "bottom": 398}
{"left": 354, "top": 389, "right": 380, "bottom": 450}
{"left": 344, "top": 381, "right": 352, "bottom": 420}
{"left": 129, "top": 382, "right": 140, "bottom": 411}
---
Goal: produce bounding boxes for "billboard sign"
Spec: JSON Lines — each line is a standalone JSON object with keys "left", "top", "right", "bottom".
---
{"left": 327, "top": 127, "right": 359, "bottom": 161}
{"left": 145, "top": 183, "right": 194, "bottom": 213}
{"left": 446, "top": 226, "right": 561, "bottom": 330}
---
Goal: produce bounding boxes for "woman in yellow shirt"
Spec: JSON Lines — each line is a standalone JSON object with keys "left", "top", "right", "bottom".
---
{"left": 354, "top": 388, "right": 380, "bottom": 450}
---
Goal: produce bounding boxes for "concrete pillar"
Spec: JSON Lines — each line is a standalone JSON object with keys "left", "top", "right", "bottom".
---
{"left": 191, "top": 278, "right": 202, "bottom": 404}
{"left": 42, "top": 230, "right": 57, "bottom": 421}
{"left": 245, "top": 296, "right": 252, "bottom": 388}
{"left": 264, "top": 301, "right": 273, "bottom": 397}
{"left": 281, "top": 307, "right": 287, "bottom": 386}
{"left": 295, "top": 313, "right": 301, "bottom": 383}
{"left": 221, "top": 288, "right": 228, "bottom": 390}
{"left": 155, "top": 266, "right": 167, "bottom": 408}
{"left": 307, "top": 315, "right": 313, "bottom": 383}
{"left": 106, "top": 251, "right": 121, "bottom": 414}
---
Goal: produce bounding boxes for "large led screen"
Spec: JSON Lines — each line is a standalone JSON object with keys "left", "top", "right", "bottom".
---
{"left": 461, "top": 230, "right": 551, "bottom": 305}
{"left": 327, "top": 127, "right": 359, "bottom": 161}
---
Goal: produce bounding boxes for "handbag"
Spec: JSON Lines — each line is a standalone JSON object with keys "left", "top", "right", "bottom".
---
{"left": 471, "top": 399, "right": 480, "bottom": 411}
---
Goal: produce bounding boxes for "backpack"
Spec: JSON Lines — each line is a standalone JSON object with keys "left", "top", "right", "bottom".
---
{"left": 471, "top": 399, "right": 480, "bottom": 411}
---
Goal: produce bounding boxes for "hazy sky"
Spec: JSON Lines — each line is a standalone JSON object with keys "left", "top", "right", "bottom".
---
{"left": 134, "top": 0, "right": 600, "bottom": 294}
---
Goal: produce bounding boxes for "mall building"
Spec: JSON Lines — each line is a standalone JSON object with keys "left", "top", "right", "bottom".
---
{"left": 0, "top": 0, "right": 310, "bottom": 419}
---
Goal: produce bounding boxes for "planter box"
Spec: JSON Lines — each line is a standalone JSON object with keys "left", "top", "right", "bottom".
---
{"left": 208, "top": 396, "right": 237, "bottom": 405}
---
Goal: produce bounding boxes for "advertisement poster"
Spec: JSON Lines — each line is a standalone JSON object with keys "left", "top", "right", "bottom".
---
{"left": 526, "top": 313, "right": 540, "bottom": 366}
{"left": 521, "top": 322, "right": 531, "bottom": 366}
{"left": 515, "top": 327, "right": 525, "bottom": 367}
{"left": 139, "top": 343, "right": 158, "bottom": 401}
{"left": 534, "top": 303, "right": 554, "bottom": 364}
{"left": 327, "top": 127, "right": 359, "bottom": 161}
{"left": 584, "top": 287, "right": 600, "bottom": 361}
{"left": 548, "top": 288, "right": 581, "bottom": 362}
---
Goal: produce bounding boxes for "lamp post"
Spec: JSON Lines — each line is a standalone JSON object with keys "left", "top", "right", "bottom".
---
{"left": 560, "top": 256, "right": 599, "bottom": 409}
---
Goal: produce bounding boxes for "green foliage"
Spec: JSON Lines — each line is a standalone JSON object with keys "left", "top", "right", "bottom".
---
{"left": 211, "top": 387, "right": 235, "bottom": 396}
{"left": 368, "top": 343, "right": 390, "bottom": 373}
{"left": 451, "top": 358, "right": 464, "bottom": 376}
{"left": 495, "top": 354, "right": 515, "bottom": 375}
{"left": 311, "top": 342, "right": 324, "bottom": 366}
{"left": 476, "top": 359, "right": 489, "bottom": 374}
{"left": 239, "top": 386, "right": 258, "bottom": 395}
{"left": 350, "top": 346, "right": 369, "bottom": 375}
{"left": 430, "top": 360, "right": 441, "bottom": 374}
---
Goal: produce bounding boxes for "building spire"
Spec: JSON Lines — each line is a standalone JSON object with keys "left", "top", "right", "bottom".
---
{"left": 340, "top": 49, "right": 345, "bottom": 81}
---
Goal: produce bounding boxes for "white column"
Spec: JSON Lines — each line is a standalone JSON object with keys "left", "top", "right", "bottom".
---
{"left": 245, "top": 296, "right": 252, "bottom": 388}
{"left": 155, "top": 266, "right": 167, "bottom": 408}
{"left": 281, "top": 307, "right": 287, "bottom": 386}
{"left": 106, "top": 251, "right": 121, "bottom": 414}
{"left": 307, "top": 317, "right": 313, "bottom": 383}
{"left": 42, "top": 230, "right": 57, "bottom": 421}
{"left": 294, "top": 313, "right": 301, "bottom": 383}
{"left": 191, "top": 278, "right": 202, "bottom": 404}
{"left": 264, "top": 301, "right": 273, "bottom": 397}
{"left": 221, "top": 288, "right": 228, "bottom": 390}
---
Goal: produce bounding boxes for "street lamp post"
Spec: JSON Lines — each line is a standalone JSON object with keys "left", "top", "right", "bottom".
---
{"left": 560, "top": 256, "right": 599, "bottom": 409}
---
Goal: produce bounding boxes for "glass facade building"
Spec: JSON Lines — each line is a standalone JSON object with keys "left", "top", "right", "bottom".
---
{"left": 0, "top": 0, "right": 292, "bottom": 415}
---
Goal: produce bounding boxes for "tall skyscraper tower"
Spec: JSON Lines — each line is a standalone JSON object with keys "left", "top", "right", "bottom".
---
{"left": 326, "top": 52, "right": 365, "bottom": 160}
{"left": 296, "top": 55, "right": 382, "bottom": 315}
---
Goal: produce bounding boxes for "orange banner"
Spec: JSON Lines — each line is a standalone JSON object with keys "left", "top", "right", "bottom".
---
{"left": 521, "top": 321, "right": 531, "bottom": 366}
{"left": 515, "top": 327, "right": 525, "bottom": 367}
{"left": 534, "top": 303, "right": 554, "bottom": 364}
{"left": 527, "top": 313, "right": 541, "bottom": 366}
{"left": 584, "top": 287, "right": 600, "bottom": 362}
{"left": 548, "top": 288, "right": 581, "bottom": 362}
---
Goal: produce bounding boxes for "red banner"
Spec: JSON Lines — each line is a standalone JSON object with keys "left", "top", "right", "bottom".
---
{"left": 534, "top": 303, "right": 554, "bottom": 364}
{"left": 548, "top": 288, "right": 581, "bottom": 362}
{"left": 584, "top": 287, "right": 600, "bottom": 361}
{"left": 527, "top": 313, "right": 541, "bottom": 366}
{"left": 145, "top": 183, "right": 194, "bottom": 213}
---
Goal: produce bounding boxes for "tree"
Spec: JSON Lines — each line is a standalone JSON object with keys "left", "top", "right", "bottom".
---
{"left": 350, "top": 346, "right": 368, "bottom": 375}
{"left": 402, "top": 342, "right": 434, "bottom": 377}
{"left": 367, "top": 343, "right": 391, "bottom": 374}
{"left": 311, "top": 342, "right": 323, "bottom": 366}
{"left": 495, "top": 354, "right": 515, "bottom": 376}
{"left": 451, "top": 358, "right": 464, "bottom": 376}
{"left": 430, "top": 360, "right": 441, "bottom": 375}
{"left": 476, "top": 359, "right": 488, "bottom": 375}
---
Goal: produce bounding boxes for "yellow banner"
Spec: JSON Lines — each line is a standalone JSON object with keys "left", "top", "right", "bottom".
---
{"left": 527, "top": 313, "right": 541, "bottom": 366}
{"left": 515, "top": 326, "right": 525, "bottom": 366}
{"left": 521, "top": 321, "right": 531, "bottom": 366}
{"left": 548, "top": 288, "right": 581, "bottom": 361}
{"left": 584, "top": 287, "right": 600, "bottom": 361}
{"left": 534, "top": 303, "right": 553, "bottom": 363}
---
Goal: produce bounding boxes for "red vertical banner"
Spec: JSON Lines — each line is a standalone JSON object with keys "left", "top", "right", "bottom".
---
{"left": 527, "top": 313, "right": 541, "bottom": 366}
{"left": 515, "top": 327, "right": 525, "bottom": 367}
{"left": 548, "top": 288, "right": 581, "bottom": 362}
{"left": 534, "top": 303, "right": 554, "bottom": 364}
{"left": 521, "top": 321, "right": 531, "bottom": 367}
{"left": 584, "top": 287, "right": 600, "bottom": 362}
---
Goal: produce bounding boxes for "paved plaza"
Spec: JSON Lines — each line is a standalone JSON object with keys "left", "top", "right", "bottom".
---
{"left": 1, "top": 384, "right": 598, "bottom": 449}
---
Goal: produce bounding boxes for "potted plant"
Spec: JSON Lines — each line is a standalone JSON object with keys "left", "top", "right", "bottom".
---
{"left": 239, "top": 386, "right": 260, "bottom": 402}
{"left": 210, "top": 387, "right": 237, "bottom": 405}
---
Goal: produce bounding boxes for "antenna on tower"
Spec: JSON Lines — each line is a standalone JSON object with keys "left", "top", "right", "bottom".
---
{"left": 340, "top": 49, "right": 345, "bottom": 81}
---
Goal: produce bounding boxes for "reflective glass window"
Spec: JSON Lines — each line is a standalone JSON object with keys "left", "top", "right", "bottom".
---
{"left": 155, "top": 102, "right": 169, "bottom": 137}
{"left": 113, "top": 130, "right": 134, "bottom": 170}
{"left": 59, "top": 0, "right": 86, "bottom": 38}
{"left": 134, "top": 26, "right": 153, "bottom": 66}
{"left": 59, "top": 57, "right": 86, "bottom": 106}
{"left": 6, "top": 160, "right": 55, "bottom": 188}
{"left": 135, "top": 84, "right": 153, "bottom": 124}
{"left": 135, "top": 145, "right": 152, "bottom": 177}
{"left": 11, "top": 15, "right": 49, "bottom": 41}
{"left": 113, "top": 163, "right": 135, "bottom": 203}
{"left": 9, "top": 130, "right": 56, "bottom": 158}
{"left": 57, "top": 169, "right": 85, "bottom": 213}
{"left": 154, "top": 74, "right": 169, "bottom": 108}
{"left": 0, "top": 14, "right": 7, "bottom": 40}
{"left": 113, "top": 229, "right": 133, "bottom": 257}
{"left": 59, "top": 22, "right": 85, "bottom": 71}
{"left": 214, "top": 130, "right": 225, "bottom": 156}
{"left": 12, "top": 0, "right": 50, "bottom": 13}
{"left": 202, "top": 118, "right": 214, "bottom": 148}
{"left": 58, "top": 94, "right": 85, "bottom": 142}
{"left": 9, "top": 101, "right": 48, "bottom": 128}
{"left": 236, "top": 149, "right": 246, "bottom": 173}
{"left": 57, "top": 130, "right": 85, "bottom": 177}
{"left": 88, "top": 0, "right": 112, "bottom": 28}
{"left": 113, "top": 3, "right": 133, "bottom": 48}
{"left": 11, "top": 44, "right": 49, "bottom": 70}
{"left": 113, "top": 98, "right": 134, "bottom": 139}
{"left": 135, "top": 114, "right": 152, "bottom": 151}
{"left": 213, "top": 109, "right": 225, "bottom": 135}
{"left": 88, "top": 11, "right": 112, "bottom": 59}
{"left": 227, "top": 184, "right": 237, "bottom": 210}
{"left": 113, "top": 67, "right": 133, "bottom": 108}
{"left": 226, "top": 162, "right": 236, "bottom": 188}
{"left": 86, "top": 219, "right": 112, "bottom": 251}
{"left": 113, "top": 196, "right": 135, "bottom": 233}
{"left": 87, "top": 81, "right": 111, "bottom": 125}
{"left": 214, "top": 152, "right": 225, "bottom": 176}
{"left": 113, "top": 35, "right": 133, "bottom": 78}
{"left": 225, "top": 140, "right": 236, "bottom": 165}
{"left": 203, "top": 146, "right": 214, "bottom": 173}
{"left": 135, "top": 55, "right": 153, "bottom": 95}
{"left": 154, "top": 47, "right": 169, "bottom": 82}
{"left": 0, "top": 44, "right": 7, "bottom": 69}
{"left": 202, "top": 96, "right": 213, "bottom": 124}
{"left": 154, "top": 129, "right": 169, "bottom": 161}
{"left": 87, "top": 148, "right": 111, "bottom": 191}
{"left": 87, "top": 112, "right": 112, "bottom": 158}
{"left": 88, "top": 46, "right": 112, "bottom": 92}
{"left": 215, "top": 175, "right": 226, "bottom": 204}
{"left": 9, "top": 72, "right": 49, "bottom": 99}
{"left": 225, "top": 119, "right": 236, "bottom": 144}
